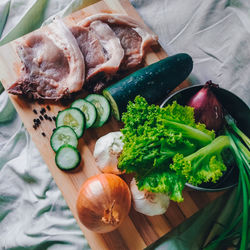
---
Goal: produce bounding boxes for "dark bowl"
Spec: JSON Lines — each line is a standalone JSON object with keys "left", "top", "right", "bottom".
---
{"left": 160, "top": 84, "right": 250, "bottom": 192}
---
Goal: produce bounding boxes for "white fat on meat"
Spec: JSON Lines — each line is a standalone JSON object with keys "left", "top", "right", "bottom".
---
{"left": 46, "top": 19, "right": 85, "bottom": 94}
{"left": 88, "top": 20, "right": 124, "bottom": 77}
{"left": 79, "top": 13, "right": 143, "bottom": 28}
{"left": 71, "top": 20, "right": 124, "bottom": 82}
{"left": 8, "top": 18, "right": 85, "bottom": 100}
{"left": 78, "top": 13, "right": 158, "bottom": 69}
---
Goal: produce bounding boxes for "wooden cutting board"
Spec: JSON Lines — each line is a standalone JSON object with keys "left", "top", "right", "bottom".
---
{"left": 0, "top": 0, "right": 224, "bottom": 249}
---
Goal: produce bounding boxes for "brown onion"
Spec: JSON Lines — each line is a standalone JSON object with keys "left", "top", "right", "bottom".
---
{"left": 76, "top": 173, "right": 131, "bottom": 233}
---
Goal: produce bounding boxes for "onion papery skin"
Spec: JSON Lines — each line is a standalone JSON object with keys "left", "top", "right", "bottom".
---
{"left": 187, "top": 81, "right": 224, "bottom": 132}
{"left": 93, "top": 131, "right": 124, "bottom": 175}
{"left": 76, "top": 173, "right": 131, "bottom": 233}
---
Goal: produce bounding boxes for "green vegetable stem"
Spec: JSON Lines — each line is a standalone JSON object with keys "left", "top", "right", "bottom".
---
{"left": 170, "top": 136, "right": 230, "bottom": 186}
{"left": 203, "top": 115, "right": 250, "bottom": 250}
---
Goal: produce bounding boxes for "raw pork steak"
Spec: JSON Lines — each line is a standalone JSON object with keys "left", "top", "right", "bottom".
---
{"left": 72, "top": 13, "right": 158, "bottom": 92}
{"left": 8, "top": 19, "right": 85, "bottom": 100}
{"left": 79, "top": 13, "right": 158, "bottom": 69}
{"left": 71, "top": 20, "right": 124, "bottom": 82}
{"left": 8, "top": 14, "right": 158, "bottom": 99}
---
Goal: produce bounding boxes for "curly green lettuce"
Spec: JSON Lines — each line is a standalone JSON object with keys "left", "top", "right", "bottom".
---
{"left": 170, "top": 136, "right": 230, "bottom": 186}
{"left": 119, "top": 96, "right": 215, "bottom": 174}
{"left": 118, "top": 96, "right": 230, "bottom": 202}
{"left": 136, "top": 171, "right": 186, "bottom": 202}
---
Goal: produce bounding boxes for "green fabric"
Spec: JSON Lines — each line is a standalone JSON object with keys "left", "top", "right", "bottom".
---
{"left": 0, "top": 1, "right": 10, "bottom": 38}
{"left": 146, "top": 188, "right": 243, "bottom": 250}
{"left": 0, "top": 0, "right": 48, "bottom": 46}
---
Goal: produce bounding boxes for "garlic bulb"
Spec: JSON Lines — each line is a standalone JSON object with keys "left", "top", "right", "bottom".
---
{"left": 93, "top": 131, "right": 124, "bottom": 174}
{"left": 130, "top": 178, "right": 170, "bottom": 216}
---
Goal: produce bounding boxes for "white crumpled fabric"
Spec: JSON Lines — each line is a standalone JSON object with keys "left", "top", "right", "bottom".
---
{"left": 0, "top": 0, "right": 249, "bottom": 249}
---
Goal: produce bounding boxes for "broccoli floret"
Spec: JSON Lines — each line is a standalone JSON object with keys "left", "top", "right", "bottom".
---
{"left": 170, "top": 136, "right": 231, "bottom": 186}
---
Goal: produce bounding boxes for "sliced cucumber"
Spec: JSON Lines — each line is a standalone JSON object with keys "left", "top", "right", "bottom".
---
{"left": 56, "top": 107, "right": 85, "bottom": 138}
{"left": 103, "top": 90, "right": 120, "bottom": 121}
{"left": 71, "top": 99, "right": 97, "bottom": 129}
{"left": 55, "top": 145, "right": 81, "bottom": 171}
{"left": 85, "top": 94, "right": 110, "bottom": 128}
{"left": 50, "top": 126, "right": 78, "bottom": 152}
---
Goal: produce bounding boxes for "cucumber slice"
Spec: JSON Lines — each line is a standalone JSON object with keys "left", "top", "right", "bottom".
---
{"left": 71, "top": 99, "right": 97, "bottom": 128}
{"left": 55, "top": 145, "right": 81, "bottom": 171}
{"left": 85, "top": 94, "right": 110, "bottom": 128}
{"left": 103, "top": 90, "right": 120, "bottom": 121}
{"left": 50, "top": 126, "right": 78, "bottom": 152}
{"left": 56, "top": 107, "right": 85, "bottom": 138}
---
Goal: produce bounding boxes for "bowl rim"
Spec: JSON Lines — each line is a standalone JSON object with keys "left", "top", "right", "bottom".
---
{"left": 185, "top": 182, "right": 237, "bottom": 192}
{"left": 160, "top": 84, "right": 202, "bottom": 108}
{"left": 161, "top": 84, "right": 249, "bottom": 109}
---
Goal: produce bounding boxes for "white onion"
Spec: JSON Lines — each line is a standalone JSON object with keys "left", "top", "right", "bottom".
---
{"left": 93, "top": 131, "right": 124, "bottom": 174}
{"left": 130, "top": 178, "right": 170, "bottom": 216}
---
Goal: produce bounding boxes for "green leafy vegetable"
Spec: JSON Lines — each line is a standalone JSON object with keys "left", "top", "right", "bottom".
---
{"left": 136, "top": 171, "right": 186, "bottom": 203}
{"left": 118, "top": 96, "right": 217, "bottom": 202}
{"left": 170, "top": 136, "right": 230, "bottom": 186}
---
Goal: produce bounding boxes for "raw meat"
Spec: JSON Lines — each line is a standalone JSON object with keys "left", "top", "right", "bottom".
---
{"left": 111, "top": 24, "right": 144, "bottom": 69}
{"left": 71, "top": 20, "right": 124, "bottom": 82}
{"left": 78, "top": 13, "right": 158, "bottom": 69}
{"left": 8, "top": 19, "right": 85, "bottom": 100}
{"left": 8, "top": 14, "right": 158, "bottom": 99}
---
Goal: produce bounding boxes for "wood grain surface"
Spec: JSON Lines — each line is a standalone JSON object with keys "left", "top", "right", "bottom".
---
{"left": 0, "top": 0, "right": 224, "bottom": 249}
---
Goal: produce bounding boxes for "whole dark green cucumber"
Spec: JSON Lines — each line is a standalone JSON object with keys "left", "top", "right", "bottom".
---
{"left": 103, "top": 53, "right": 193, "bottom": 120}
